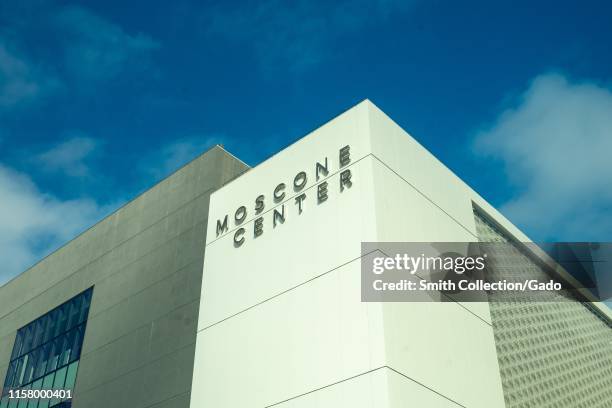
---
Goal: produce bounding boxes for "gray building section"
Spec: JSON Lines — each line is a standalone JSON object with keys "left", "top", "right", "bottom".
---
{"left": 0, "top": 146, "right": 248, "bottom": 408}
{"left": 474, "top": 210, "right": 612, "bottom": 408}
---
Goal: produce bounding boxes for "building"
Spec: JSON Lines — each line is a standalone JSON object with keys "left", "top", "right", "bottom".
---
{"left": 1, "top": 100, "right": 611, "bottom": 408}
{"left": 0, "top": 148, "right": 248, "bottom": 408}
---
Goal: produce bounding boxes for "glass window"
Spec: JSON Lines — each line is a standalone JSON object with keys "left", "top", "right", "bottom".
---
{"left": 22, "top": 349, "right": 38, "bottom": 386}
{"left": 62, "top": 363, "right": 78, "bottom": 392}
{"left": 32, "top": 320, "right": 44, "bottom": 351}
{"left": 14, "top": 356, "right": 26, "bottom": 387}
{"left": 57, "top": 336, "right": 70, "bottom": 369}
{"left": 53, "top": 309, "right": 66, "bottom": 340}
{"left": 45, "top": 341, "right": 59, "bottom": 376}
{"left": 66, "top": 299, "right": 80, "bottom": 331}
{"left": 37, "top": 372, "right": 55, "bottom": 408}
{"left": 37, "top": 397, "right": 49, "bottom": 408}
{"left": 33, "top": 344, "right": 49, "bottom": 381}
{"left": 2, "top": 362, "right": 16, "bottom": 391}
{"left": 41, "top": 374, "right": 54, "bottom": 391}
{"left": 67, "top": 328, "right": 82, "bottom": 364}
{"left": 42, "top": 312, "right": 56, "bottom": 345}
{"left": 51, "top": 368, "right": 66, "bottom": 391}
{"left": 31, "top": 378, "right": 42, "bottom": 391}
{"left": 17, "top": 383, "right": 29, "bottom": 408}
{"left": 2, "top": 287, "right": 92, "bottom": 405}
{"left": 10, "top": 332, "right": 23, "bottom": 362}
{"left": 20, "top": 326, "right": 34, "bottom": 359}
{"left": 27, "top": 397, "right": 39, "bottom": 408}
{"left": 49, "top": 367, "right": 67, "bottom": 408}
{"left": 78, "top": 291, "right": 91, "bottom": 325}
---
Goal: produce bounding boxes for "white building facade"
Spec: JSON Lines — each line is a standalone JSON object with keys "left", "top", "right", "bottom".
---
{"left": 190, "top": 101, "right": 612, "bottom": 407}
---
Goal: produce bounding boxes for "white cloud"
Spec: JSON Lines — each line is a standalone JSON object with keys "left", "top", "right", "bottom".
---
{"left": 474, "top": 73, "right": 612, "bottom": 241}
{"left": 0, "top": 42, "right": 57, "bottom": 108}
{"left": 35, "top": 135, "right": 99, "bottom": 178}
{"left": 0, "top": 163, "right": 110, "bottom": 286}
{"left": 55, "top": 6, "right": 159, "bottom": 80}
{"left": 146, "top": 136, "right": 223, "bottom": 180}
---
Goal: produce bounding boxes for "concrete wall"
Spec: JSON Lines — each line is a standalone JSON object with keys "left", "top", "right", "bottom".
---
{"left": 192, "top": 102, "right": 383, "bottom": 407}
{"left": 191, "top": 100, "right": 506, "bottom": 407}
{"left": 366, "top": 101, "right": 611, "bottom": 406}
{"left": 367, "top": 102, "right": 505, "bottom": 407}
{"left": 0, "top": 146, "right": 248, "bottom": 408}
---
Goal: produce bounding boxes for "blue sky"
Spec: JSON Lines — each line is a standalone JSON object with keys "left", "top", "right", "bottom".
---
{"left": 1, "top": 0, "right": 611, "bottom": 285}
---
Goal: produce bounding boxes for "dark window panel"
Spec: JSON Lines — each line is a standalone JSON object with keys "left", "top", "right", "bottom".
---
{"left": 37, "top": 373, "right": 55, "bottom": 408}
{"left": 57, "top": 335, "right": 70, "bottom": 369}
{"left": 45, "top": 340, "right": 60, "bottom": 375}
{"left": 31, "top": 377, "right": 43, "bottom": 391}
{"left": 22, "top": 349, "right": 39, "bottom": 386}
{"left": 10, "top": 332, "right": 23, "bottom": 361}
{"left": 2, "top": 287, "right": 93, "bottom": 402}
{"left": 62, "top": 330, "right": 75, "bottom": 365}
{"left": 32, "top": 319, "right": 45, "bottom": 351}
{"left": 53, "top": 308, "right": 67, "bottom": 339}
{"left": 20, "top": 326, "right": 34, "bottom": 358}
{"left": 33, "top": 343, "right": 51, "bottom": 381}
{"left": 50, "top": 366, "right": 67, "bottom": 407}
{"left": 2, "top": 361, "right": 16, "bottom": 394}
{"left": 65, "top": 299, "right": 80, "bottom": 332}
{"left": 78, "top": 290, "right": 92, "bottom": 324}
{"left": 14, "top": 355, "right": 27, "bottom": 387}
{"left": 68, "top": 327, "right": 83, "bottom": 363}
{"left": 16, "top": 383, "right": 29, "bottom": 408}
{"left": 42, "top": 311, "right": 57, "bottom": 345}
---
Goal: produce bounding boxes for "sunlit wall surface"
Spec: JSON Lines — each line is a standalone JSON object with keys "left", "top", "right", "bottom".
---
{"left": 1, "top": 288, "right": 93, "bottom": 408}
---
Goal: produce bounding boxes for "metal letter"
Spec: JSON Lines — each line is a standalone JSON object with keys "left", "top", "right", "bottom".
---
{"left": 340, "top": 169, "right": 352, "bottom": 191}
{"left": 293, "top": 171, "right": 307, "bottom": 191}
{"left": 234, "top": 206, "right": 247, "bottom": 224}
{"left": 216, "top": 215, "right": 228, "bottom": 237}
{"left": 316, "top": 158, "right": 329, "bottom": 181}
{"left": 254, "top": 217, "right": 263, "bottom": 237}
{"left": 255, "top": 195, "right": 265, "bottom": 214}
{"left": 274, "top": 183, "right": 286, "bottom": 202}
{"left": 318, "top": 181, "right": 328, "bottom": 203}
{"left": 339, "top": 145, "right": 350, "bottom": 167}
{"left": 295, "top": 193, "right": 306, "bottom": 214}
{"left": 234, "top": 228, "right": 245, "bottom": 247}
{"left": 273, "top": 205, "right": 285, "bottom": 227}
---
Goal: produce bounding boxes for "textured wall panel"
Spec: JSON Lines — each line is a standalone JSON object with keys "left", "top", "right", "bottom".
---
{"left": 474, "top": 210, "right": 612, "bottom": 408}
